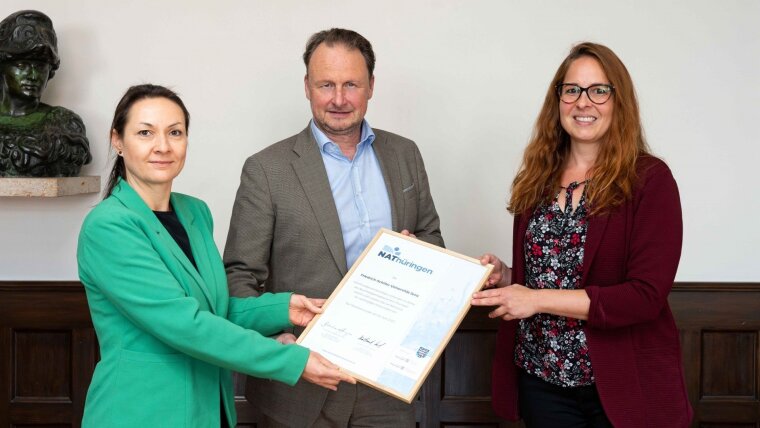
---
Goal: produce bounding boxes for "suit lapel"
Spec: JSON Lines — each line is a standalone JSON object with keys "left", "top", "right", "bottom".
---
{"left": 372, "top": 131, "right": 402, "bottom": 230}
{"left": 291, "top": 127, "right": 348, "bottom": 275}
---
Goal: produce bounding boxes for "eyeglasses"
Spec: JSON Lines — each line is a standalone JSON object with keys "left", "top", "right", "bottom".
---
{"left": 556, "top": 84, "right": 614, "bottom": 105}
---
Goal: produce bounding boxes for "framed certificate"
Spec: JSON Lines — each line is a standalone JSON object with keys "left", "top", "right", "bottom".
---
{"left": 297, "top": 228, "right": 493, "bottom": 403}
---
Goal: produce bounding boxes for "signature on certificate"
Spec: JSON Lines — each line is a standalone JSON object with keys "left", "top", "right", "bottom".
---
{"left": 322, "top": 322, "right": 353, "bottom": 338}
{"left": 358, "top": 335, "right": 387, "bottom": 347}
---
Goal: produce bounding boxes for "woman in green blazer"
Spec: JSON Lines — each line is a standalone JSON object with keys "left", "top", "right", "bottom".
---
{"left": 77, "top": 84, "right": 354, "bottom": 427}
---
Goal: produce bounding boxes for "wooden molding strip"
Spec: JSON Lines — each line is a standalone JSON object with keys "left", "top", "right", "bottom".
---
{"left": 671, "top": 282, "right": 760, "bottom": 292}
{"left": 1, "top": 281, "right": 759, "bottom": 293}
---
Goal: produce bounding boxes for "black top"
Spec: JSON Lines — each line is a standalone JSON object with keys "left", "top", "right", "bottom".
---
{"left": 153, "top": 210, "right": 197, "bottom": 270}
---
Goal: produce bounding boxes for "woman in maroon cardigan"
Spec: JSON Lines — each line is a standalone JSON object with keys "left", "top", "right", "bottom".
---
{"left": 471, "top": 43, "right": 692, "bottom": 427}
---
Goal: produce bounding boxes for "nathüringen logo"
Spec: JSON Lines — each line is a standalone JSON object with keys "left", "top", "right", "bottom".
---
{"left": 377, "top": 245, "right": 434, "bottom": 275}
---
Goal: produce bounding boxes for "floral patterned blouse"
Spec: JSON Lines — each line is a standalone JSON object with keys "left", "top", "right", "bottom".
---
{"left": 514, "top": 181, "right": 594, "bottom": 387}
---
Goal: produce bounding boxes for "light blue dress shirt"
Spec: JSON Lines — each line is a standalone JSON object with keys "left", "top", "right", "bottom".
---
{"left": 310, "top": 120, "right": 393, "bottom": 269}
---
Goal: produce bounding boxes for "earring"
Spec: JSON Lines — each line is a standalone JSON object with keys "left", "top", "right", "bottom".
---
{"left": 117, "top": 150, "right": 123, "bottom": 156}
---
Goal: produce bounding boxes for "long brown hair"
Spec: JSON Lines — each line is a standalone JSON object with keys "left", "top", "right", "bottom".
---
{"left": 508, "top": 42, "right": 649, "bottom": 215}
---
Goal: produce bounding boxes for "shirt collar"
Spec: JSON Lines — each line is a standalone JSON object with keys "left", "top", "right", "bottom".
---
{"left": 310, "top": 119, "right": 375, "bottom": 154}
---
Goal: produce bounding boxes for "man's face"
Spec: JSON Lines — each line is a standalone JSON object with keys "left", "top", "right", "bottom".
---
{"left": 304, "top": 43, "right": 374, "bottom": 142}
{"left": 1, "top": 60, "right": 51, "bottom": 101}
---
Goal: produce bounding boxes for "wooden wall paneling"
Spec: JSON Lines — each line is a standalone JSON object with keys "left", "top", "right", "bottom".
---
{"left": 699, "top": 424, "right": 757, "bottom": 428}
{"left": 1, "top": 327, "right": 10, "bottom": 425}
{"left": 680, "top": 329, "right": 703, "bottom": 423}
{"left": 0, "top": 282, "right": 95, "bottom": 427}
{"left": 440, "top": 425, "right": 501, "bottom": 428}
{"left": 2, "top": 281, "right": 759, "bottom": 427}
{"left": 437, "top": 307, "right": 522, "bottom": 428}
{"left": 443, "top": 332, "right": 493, "bottom": 397}
{"left": 70, "top": 328, "right": 97, "bottom": 426}
{"left": 10, "top": 425, "right": 71, "bottom": 428}
{"left": 417, "top": 357, "right": 442, "bottom": 427}
{"left": 671, "top": 283, "right": 760, "bottom": 428}
{"left": 0, "top": 283, "right": 93, "bottom": 328}
{"left": 233, "top": 371, "right": 258, "bottom": 426}
{"left": 701, "top": 331, "right": 756, "bottom": 398}
{"left": 9, "top": 329, "right": 77, "bottom": 425}
{"left": 13, "top": 330, "right": 72, "bottom": 402}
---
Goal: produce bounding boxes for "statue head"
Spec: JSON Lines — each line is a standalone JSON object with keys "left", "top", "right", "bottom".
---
{"left": 0, "top": 10, "right": 59, "bottom": 104}
{"left": 0, "top": 11, "right": 92, "bottom": 177}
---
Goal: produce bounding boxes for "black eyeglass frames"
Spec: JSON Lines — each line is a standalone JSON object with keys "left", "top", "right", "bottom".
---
{"left": 556, "top": 83, "right": 614, "bottom": 105}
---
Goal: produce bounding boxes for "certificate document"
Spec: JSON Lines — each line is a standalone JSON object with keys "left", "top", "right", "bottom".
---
{"left": 298, "top": 228, "right": 493, "bottom": 402}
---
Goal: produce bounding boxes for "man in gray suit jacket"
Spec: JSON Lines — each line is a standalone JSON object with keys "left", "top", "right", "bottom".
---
{"left": 224, "top": 28, "right": 444, "bottom": 427}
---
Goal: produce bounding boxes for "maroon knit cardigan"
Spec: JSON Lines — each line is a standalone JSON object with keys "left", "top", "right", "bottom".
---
{"left": 491, "top": 156, "right": 693, "bottom": 427}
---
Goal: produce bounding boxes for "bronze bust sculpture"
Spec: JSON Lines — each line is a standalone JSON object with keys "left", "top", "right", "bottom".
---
{"left": 0, "top": 10, "right": 91, "bottom": 177}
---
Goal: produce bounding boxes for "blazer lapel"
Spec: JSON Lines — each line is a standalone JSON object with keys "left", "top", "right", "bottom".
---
{"left": 372, "top": 131, "right": 402, "bottom": 231}
{"left": 171, "top": 195, "right": 217, "bottom": 313}
{"left": 513, "top": 212, "right": 530, "bottom": 284}
{"left": 112, "top": 180, "right": 215, "bottom": 312}
{"left": 580, "top": 213, "right": 610, "bottom": 287}
{"left": 291, "top": 126, "right": 348, "bottom": 275}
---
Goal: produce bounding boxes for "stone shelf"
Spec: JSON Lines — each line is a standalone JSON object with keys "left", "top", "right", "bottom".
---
{"left": 0, "top": 176, "right": 100, "bottom": 197}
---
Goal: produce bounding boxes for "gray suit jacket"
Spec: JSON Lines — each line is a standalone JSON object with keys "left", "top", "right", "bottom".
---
{"left": 224, "top": 125, "right": 443, "bottom": 426}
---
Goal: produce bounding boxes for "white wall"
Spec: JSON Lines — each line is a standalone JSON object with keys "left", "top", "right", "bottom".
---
{"left": 1, "top": 0, "right": 757, "bottom": 281}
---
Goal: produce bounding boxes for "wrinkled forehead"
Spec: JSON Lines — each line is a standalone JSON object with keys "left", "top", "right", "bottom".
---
{"left": 307, "top": 43, "right": 370, "bottom": 78}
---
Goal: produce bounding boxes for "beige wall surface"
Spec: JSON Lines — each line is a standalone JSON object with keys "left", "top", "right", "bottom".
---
{"left": 0, "top": 0, "right": 757, "bottom": 281}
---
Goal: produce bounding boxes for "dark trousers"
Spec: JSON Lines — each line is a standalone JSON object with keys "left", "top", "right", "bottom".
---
{"left": 518, "top": 371, "right": 613, "bottom": 428}
{"left": 221, "top": 400, "right": 229, "bottom": 427}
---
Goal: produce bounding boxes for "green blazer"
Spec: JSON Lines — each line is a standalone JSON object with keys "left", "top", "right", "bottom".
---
{"left": 77, "top": 179, "right": 309, "bottom": 427}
